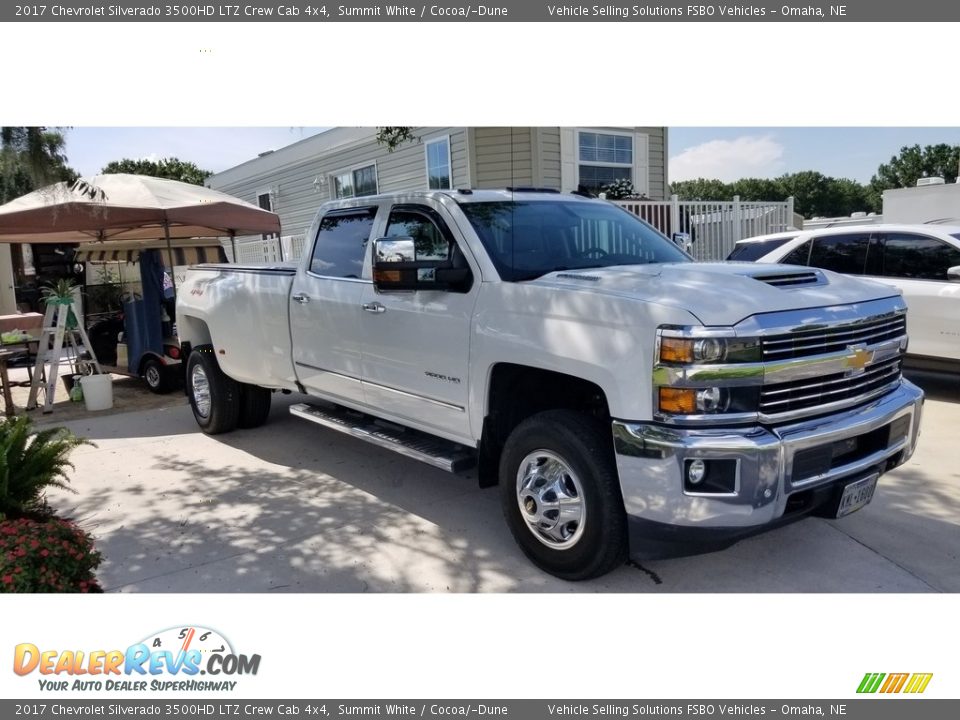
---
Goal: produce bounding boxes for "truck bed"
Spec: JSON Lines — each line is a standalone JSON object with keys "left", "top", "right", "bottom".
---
{"left": 177, "top": 263, "right": 299, "bottom": 390}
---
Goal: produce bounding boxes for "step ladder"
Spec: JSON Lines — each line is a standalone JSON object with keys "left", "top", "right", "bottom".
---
{"left": 26, "top": 300, "right": 102, "bottom": 414}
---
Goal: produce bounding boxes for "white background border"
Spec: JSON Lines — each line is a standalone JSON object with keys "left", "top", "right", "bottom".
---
{"left": 1, "top": 19, "right": 957, "bottom": 701}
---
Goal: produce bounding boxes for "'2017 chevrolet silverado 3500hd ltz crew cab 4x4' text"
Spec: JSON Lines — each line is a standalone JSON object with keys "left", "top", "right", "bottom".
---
{"left": 176, "top": 189, "right": 924, "bottom": 580}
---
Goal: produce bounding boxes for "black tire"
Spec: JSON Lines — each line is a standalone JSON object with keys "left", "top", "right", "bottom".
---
{"left": 142, "top": 356, "right": 171, "bottom": 394}
{"left": 185, "top": 345, "right": 240, "bottom": 435}
{"left": 238, "top": 384, "right": 272, "bottom": 429}
{"left": 499, "top": 409, "right": 627, "bottom": 581}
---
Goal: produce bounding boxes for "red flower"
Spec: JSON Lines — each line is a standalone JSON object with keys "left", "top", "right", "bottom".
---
{"left": 2, "top": 575, "right": 12, "bottom": 584}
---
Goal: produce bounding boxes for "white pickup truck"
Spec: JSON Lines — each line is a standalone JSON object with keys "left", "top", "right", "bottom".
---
{"left": 177, "top": 189, "right": 924, "bottom": 580}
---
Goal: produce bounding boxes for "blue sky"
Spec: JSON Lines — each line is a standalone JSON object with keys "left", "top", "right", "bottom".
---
{"left": 669, "top": 127, "right": 960, "bottom": 183}
{"left": 62, "top": 127, "right": 960, "bottom": 184}
{"left": 63, "top": 127, "right": 330, "bottom": 178}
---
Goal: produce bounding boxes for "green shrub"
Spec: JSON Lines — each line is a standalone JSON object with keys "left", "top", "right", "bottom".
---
{"left": 0, "top": 416, "right": 93, "bottom": 519}
{"left": 1, "top": 516, "right": 102, "bottom": 592}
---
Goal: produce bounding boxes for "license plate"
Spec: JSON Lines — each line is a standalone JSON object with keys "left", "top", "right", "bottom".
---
{"left": 836, "top": 474, "right": 879, "bottom": 518}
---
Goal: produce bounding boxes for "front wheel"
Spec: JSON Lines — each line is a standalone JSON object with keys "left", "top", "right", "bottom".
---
{"left": 186, "top": 345, "right": 240, "bottom": 435}
{"left": 499, "top": 410, "right": 627, "bottom": 581}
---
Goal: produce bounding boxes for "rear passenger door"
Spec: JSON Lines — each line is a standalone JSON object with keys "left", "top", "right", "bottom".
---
{"left": 805, "top": 232, "right": 873, "bottom": 275}
{"left": 290, "top": 206, "right": 379, "bottom": 405}
{"left": 871, "top": 232, "right": 960, "bottom": 360}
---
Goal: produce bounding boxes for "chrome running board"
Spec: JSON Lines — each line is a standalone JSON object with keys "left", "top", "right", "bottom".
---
{"left": 290, "top": 402, "right": 475, "bottom": 473}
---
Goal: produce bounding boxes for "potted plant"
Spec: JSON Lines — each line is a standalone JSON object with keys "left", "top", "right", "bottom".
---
{"left": 39, "top": 279, "right": 84, "bottom": 392}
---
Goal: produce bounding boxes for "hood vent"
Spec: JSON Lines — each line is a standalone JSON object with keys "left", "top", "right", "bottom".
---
{"left": 752, "top": 270, "right": 824, "bottom": 288}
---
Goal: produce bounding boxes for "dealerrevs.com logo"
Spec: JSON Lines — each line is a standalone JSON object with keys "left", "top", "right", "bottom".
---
{"left": 857, "top": 672, "right": 933, "bottom": 694}
{"left": 13, "top": 626, "right": 260, "bottom": 693}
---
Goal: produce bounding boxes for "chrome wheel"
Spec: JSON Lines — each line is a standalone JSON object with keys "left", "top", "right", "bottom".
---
{"left": 515, "top": 450, "right": 586, "bottom": 550}
{"left": 191, "top": 365, "right": 212, "bottom": 418}
{"left": 144, "top": 364, "right": 161, "bottom": 388}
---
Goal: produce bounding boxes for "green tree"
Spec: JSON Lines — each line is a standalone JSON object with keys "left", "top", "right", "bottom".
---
{"left": 868, "top": 143, "right": 960, "bottom": 209}
{"left": 673, "top": 172, "right": 874, "bottom": 218}
{"left": 100, "top": 157, "right": 212, "bottom": 185}
{"left": 375, "top": 127, "right": 418, "bottom": 152}
{"left": 0, "top": 127, "right": 78, "bottom": 203}
{"left": 730, "top": 177, "right": 784, "bottom": 201}
{"left": 670, "top": 178, "right": 731, "bottom": 200}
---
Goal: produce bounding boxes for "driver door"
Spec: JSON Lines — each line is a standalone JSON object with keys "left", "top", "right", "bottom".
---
{"left": 359, "top": 203, "right": 478, "bottom": 445}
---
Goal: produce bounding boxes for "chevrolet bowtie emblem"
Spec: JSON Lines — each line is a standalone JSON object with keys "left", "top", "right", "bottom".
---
{"left": 845, "top": 345, "right": 874, "bottom": 373}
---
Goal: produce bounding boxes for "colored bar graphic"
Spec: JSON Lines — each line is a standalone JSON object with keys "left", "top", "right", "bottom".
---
{"left": 857, "top": 672, "right": 932, "bottom": 694}
{"left": 904, "top": 673, "right": 934, "bottom": 694}
{"left": 880, "top": 673, "right": 909, "bottom": 693}
{"left": 857, "top": 673, "right": 885, "bottom": 693}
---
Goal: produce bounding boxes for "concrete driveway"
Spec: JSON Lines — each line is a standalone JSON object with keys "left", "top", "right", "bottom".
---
{"left": 47, "top": 370, "right": 959, "bottom": 593}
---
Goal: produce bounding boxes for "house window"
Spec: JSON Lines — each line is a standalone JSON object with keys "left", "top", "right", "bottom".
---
{"left": 425, "top": 137, "right": 452, "bottom": 190}
{"left": 577, "top": 131, "right": 634, "bottom": 194}
{"left": 257, "top": 190, "right": 277, "bottom": 240}
{"left": 257, "top": 191, "right": 272, "bottom": 212}
{"left": 334, "top": 164, "right": 378, "bottom": 198}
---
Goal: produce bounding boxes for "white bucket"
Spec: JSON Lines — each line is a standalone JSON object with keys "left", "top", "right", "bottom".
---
{"left": 80, "top": 374, "right": 113, "bottom": 412}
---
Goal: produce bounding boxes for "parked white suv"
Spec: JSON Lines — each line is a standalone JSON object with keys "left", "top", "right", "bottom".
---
{"left": 729, "top": 224, "right": 960, "bottom": 369}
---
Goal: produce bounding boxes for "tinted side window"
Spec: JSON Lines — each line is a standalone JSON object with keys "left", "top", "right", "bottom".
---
{"left": 807, "top": 233, "right": 870, "bottom": 274}
{"left": 881, "top": 233, "right": 960, "bottom": 280}
{"left": 727, "top": 236, "right": 795, "bottom": 261}
{"left": 385, "top": 207, "right": 452, "bottom": 261}
{"left": 310, "top": 210, "right": 376, "bottom": 278}
{"left": 780, "top": 240, "right": 811, "bottom": 266}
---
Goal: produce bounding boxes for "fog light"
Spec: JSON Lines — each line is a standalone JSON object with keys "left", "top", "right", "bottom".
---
{"left": 687, "top": 459, "right": 707, "bottom": 485}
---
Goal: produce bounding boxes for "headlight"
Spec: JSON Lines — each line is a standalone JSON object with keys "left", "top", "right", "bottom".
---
{"left": 658, "top": 330, "right": 761, "bottom": 364}
{"left": 655, "top": 326, "right": 763, "bottom": 422}
{"left": 659, "top": 337, "right": 725, "bottom": 364}
{"left": 657, "top": 386, "right": 759, "bottom": 416}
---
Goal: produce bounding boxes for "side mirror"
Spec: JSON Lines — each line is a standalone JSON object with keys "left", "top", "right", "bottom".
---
{"left": 672, "top": 232, "right": 693, "bottom": 252}
{"left": 948, "top": 265, "right": 960, "bottom": 283}
{"left": 372, "top": 237, "right": 469, "bottom": 292}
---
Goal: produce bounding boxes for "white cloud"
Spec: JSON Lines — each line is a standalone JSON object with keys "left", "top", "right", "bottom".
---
{"left": 669, "top": 135, "right": 785, "bottom": 183}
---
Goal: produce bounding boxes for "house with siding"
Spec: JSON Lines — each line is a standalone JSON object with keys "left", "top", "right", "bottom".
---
{"left": 207, "top": 126, "right": 669, "bottom": 251}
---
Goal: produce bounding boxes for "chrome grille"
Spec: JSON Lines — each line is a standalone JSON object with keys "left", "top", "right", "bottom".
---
{"left": 760, "top": 357, "right": 902, "bottom": 416}
{"left": 762, "top": 313, "right": 906, "bottom": 361}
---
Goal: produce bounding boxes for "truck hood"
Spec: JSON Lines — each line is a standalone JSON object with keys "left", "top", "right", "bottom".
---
{"left": 529, "top": 262, "right": 901, "bottom": 326}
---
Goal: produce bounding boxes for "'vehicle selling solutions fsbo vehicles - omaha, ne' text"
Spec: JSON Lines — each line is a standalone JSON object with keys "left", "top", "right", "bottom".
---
{"left": 176, "top": 189, "right": 925, "bottom": 580}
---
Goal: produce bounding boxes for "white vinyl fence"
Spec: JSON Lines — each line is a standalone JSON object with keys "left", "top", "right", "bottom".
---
{"left": 227, "top": 234, "right": 307, "bottom": 263}
{"left": 614, "top": 195, "right": 798, "bottom": 261}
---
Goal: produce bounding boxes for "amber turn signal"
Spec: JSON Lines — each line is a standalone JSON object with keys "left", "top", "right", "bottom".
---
{"left": 659, "top": 337, "right": 694, "bottom": 364}
{"left": 374, "top": 269, "right": 401, "bottom": 283}
{"left": 659, "top": 387, "right": 697, "bottom": 414}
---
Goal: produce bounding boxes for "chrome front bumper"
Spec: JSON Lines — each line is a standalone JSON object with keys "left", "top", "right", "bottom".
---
{"left": 612, "top": 380, "right": 924, "bottom": 557}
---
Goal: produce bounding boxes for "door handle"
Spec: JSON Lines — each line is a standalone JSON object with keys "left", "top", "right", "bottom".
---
{"left": 292, "top": 293, "right": 311, "bottom": 304}
{"left": 362, "top": 302, "right": 386, "bottom": 314}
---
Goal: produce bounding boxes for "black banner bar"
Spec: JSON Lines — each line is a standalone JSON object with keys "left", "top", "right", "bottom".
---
{"left": 3, "top": 1, "right": 960, "bottom": 22}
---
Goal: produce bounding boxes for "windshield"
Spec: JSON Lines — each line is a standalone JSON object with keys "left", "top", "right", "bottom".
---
{"left": 458, "top": 200, "right": 690, "bottom": 281}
